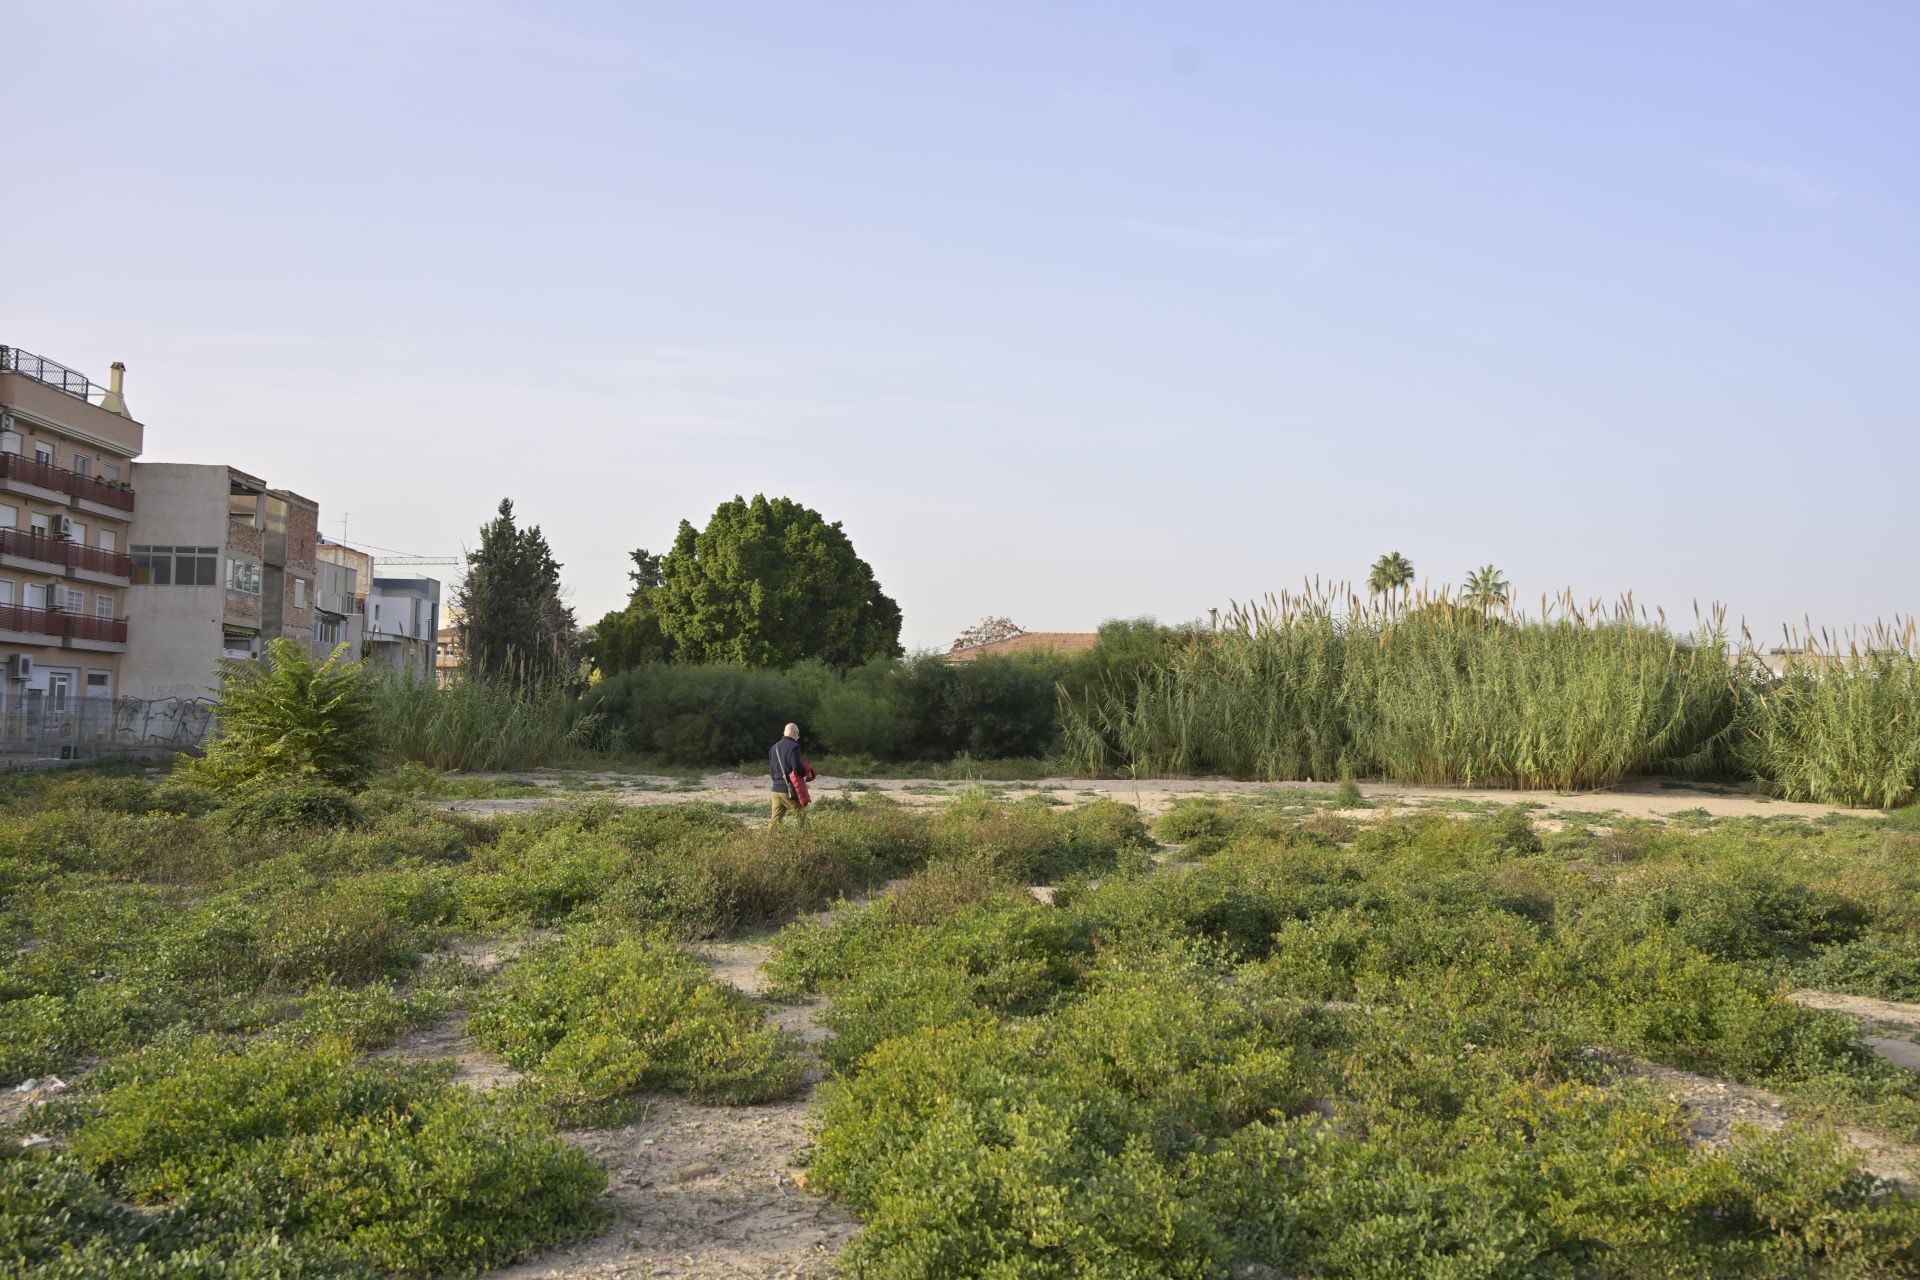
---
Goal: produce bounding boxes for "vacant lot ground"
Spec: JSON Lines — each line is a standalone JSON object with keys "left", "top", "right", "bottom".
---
{"left": 5, "top": 770, "right": 1918, "bottom": 1277}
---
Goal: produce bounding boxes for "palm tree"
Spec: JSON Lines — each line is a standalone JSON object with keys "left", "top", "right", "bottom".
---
{"left": 1367, "top": 552, "right": 1415, "bottom": 611}
{"left": 1462, "top": 564, "right": 1510, "bottom": 617}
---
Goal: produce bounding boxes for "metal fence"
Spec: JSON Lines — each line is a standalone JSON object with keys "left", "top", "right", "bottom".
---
{"left": 0, "top": 695, "right": 214, "bottom": 765}
{"left": 0, "top": 345, "right": 96, "bottom": 400}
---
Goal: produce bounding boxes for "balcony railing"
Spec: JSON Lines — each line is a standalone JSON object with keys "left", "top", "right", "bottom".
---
{"left": 0, "top": 451, "right": 135, "bottom": 511}
{"left": 0, "top": 528, "right": 132, "bottom": 577}
{"left": 0, "top": 602, "right": 128, "bottom": 644}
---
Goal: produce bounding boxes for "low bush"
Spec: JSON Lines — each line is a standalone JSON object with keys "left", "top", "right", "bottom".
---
{"left": 470, "top": 931, "right": 801, "bottom": 1110}
{"left": 51, "top": 1037, "right": 603, "bottom": 1275}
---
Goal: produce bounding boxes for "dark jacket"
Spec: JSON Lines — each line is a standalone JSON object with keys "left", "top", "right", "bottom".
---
{"left": 770, "top": 737, "right": 804, "bottom": 794}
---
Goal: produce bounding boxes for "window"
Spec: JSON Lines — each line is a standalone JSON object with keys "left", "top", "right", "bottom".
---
{"left": 29, "top": 513, "right": 48, "bottom": 537}
{"left": 94, "top": 595, "right": 113, "bottom": 619}
{"left": 24, "top": 584, "right": 43, "bottom": 609}
{"left": 98, "top": 530, "right": 114, "bottom": 553}
{"left": 66, "top": 520, "right": 85, "bottom": 546}
{"left": 0, "top": 432, "right": 19, "bottom": 455}
{"left": 130, "top": 546, "right": 218, "bottom": 587}
{"left": 0, "top": 581, "right": 12, "bottom": 606}
{"left": 293, "top": 579, "right": 306, "bottom": 610}
{"left": 104, "top": 463, "right": 120, "bottom": 483}
{"left": 228, "top": 487, "right": 260, "bottom": 527}
{"left": 86, "top": 672, "right": 110, "bottom": 696}
{"left": 226, "top": 558, "right": 262, "bottom": 594}
{"left": 33, "top": 443, "right": 52, "bottom": 466}
{"left": 62, "top": 588, "right": 84, "bottom": 612}
{"left": 0, "top": 505, "right": 14, "bottom": 530}
{"left": 72, "top": 455, "right": 91, "bottom": 478}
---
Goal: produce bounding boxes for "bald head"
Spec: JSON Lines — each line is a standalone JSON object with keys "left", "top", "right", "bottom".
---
{"left": 784, "top": 723, "right": 800, "bottom": 739}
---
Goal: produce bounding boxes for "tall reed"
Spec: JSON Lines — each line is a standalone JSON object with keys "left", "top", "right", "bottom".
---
{"left": 374, "top": 674, "right": 586, "bottom": 772}
{"left": 1733, "top": 618, "right": 1920, "bottom": 809}
{"left": 1061, "top": 584, "right": 1739, "bottom": 792}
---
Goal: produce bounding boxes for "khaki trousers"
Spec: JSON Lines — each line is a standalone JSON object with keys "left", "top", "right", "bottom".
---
{"left": 770, "top": 791, "right": 805, "bottom": 826}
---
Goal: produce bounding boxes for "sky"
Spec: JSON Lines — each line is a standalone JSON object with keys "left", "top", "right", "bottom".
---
{"left": 8, "top": 1, "right": 1916, "bottom": 652}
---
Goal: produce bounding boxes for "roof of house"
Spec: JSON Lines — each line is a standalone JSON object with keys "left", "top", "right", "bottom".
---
{"left": 944, "top": 631, "right": 1100, "bottom": 663}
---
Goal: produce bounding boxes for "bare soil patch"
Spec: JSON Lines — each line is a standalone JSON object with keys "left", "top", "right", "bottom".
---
{"left": 437, "top": 772, "right": 1852, "bottom": 824}
{"left": 453, "top": 933, "right": 854, "bottom": 1280}
{"left": 1623, "top": 1058, "right": 1920, "bottom": 1190}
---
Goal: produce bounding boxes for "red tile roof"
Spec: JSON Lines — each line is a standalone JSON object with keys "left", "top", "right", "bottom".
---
{"left": 943, "top": 631, "right": 1099, "bottom": 663}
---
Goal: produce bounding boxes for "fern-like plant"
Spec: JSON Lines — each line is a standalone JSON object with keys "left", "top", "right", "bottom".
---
{"left": 178, "top": 639, "right": 380, "bottom": 791}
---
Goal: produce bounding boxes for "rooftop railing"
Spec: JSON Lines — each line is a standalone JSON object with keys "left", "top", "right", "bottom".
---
{"left": 0, "top": 346, "right": 95, "bottom": 401}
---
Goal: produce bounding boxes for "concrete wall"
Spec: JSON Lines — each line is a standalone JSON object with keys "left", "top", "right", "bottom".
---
{"left": 122, "top": 465, "right": 243, "bottom": 701}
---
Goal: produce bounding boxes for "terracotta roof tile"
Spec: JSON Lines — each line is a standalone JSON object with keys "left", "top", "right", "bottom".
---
{"left": 944, "top": 631, "right": 1099, "bottom": 662}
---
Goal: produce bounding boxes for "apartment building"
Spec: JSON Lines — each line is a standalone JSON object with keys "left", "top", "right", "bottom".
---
{"left": 118, "top": 464, "right": 322, "bottom": 701}
{"left": 0, "top": 345, "right": 141, "bottom": 729}
{"left": 366, "top": 575, "right": 441, "bottom": 680}
{"left": 316, "top": 539, "right": 372, "bottom": 659}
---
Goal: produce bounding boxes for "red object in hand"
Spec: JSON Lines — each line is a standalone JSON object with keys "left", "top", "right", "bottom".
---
{"left": 788, "top": 770, "right": 812, "bottom": 807}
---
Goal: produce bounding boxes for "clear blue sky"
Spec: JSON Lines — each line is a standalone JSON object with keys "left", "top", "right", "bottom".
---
{"left": 11, "top": 1, "right": 1916, "bottom": 651}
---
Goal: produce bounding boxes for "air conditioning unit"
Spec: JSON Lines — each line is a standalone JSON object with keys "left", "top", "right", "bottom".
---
{"left": 6, "top": 654, "right": 32, "bottom": 681}
{"left": 53, "top": 515, "right": 73, "bottom": 539}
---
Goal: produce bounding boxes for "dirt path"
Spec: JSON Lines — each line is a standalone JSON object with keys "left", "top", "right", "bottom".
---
{"left": 1624, "top": 1058, "right": 1920, "bottom": 1190}
{"left": 435, "top": 771, "right": 1855, "bottom": 824}
{"left": 474, "top": 936, "right": 855, "bottom": 1280}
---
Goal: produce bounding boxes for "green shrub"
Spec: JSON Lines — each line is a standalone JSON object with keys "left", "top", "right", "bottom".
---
{"left": 470, "top": 931, "right": 801, "bottom": 1108}
{"left": 63, "top": 1037, "right": 604, "bottom": 1274}
{"left": 177, "top": 640, "right": 379, "bottom": 792}
{"left": 220, "top": 782, "right": 360, "bottom": 836}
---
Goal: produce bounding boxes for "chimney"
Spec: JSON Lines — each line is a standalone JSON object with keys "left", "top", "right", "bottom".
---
{"left": 98, "top": 361, "right": 130, "bottom": 418}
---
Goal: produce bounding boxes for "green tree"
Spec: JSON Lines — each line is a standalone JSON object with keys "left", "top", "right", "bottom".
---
{"left": 1366, "top": 551, "right": 1415, "bottom": 611}
{"left": 176, "top": 638, "right": 378, "bottom": 790}
{"left": 652, "top": 495, "right": 902, "bottom": 668}
{"left": 456, "top": 498, "right": 577, "bottom": 685}
{"left": 587, "top": 549, "right": 671, "bottom": 677}
{"left": 1462, "top": 563, "right": 1510, "bottom": 616}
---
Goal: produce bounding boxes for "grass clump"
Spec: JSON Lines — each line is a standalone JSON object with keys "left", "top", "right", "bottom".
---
{"left": 1735, "top": 636, "right": 1920, "bottom": 809}
{"left": 374, "top": 672, "right": 584, "bottom": 772}
{"left": 470, "top": 931, "right": 802, "bottom": 1113}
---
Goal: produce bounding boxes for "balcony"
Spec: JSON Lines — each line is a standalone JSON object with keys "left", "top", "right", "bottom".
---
{"left": 0, "top": 602, "right": 128, "bottom": 647}
{"left": 0, "top": 528, "right": 132, "bottom": 578}
{"left": 0, "top": 452, "right": 135, "bottom": 512}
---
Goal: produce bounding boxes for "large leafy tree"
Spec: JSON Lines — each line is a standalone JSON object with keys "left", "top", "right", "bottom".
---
{"left": 587, "top": 549, "right": 671, "bottom": 676}
{"left": 456, "top": 498, "right": 577, "bottom": 685}
{"left": 649, "top": 495, "right": 902, "bottom": 668}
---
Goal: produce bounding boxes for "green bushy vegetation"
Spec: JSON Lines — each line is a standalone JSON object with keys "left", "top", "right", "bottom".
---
{"left": 9, "top": 765, "right": 1920, "bottom": 1274}
{"left": 177, "top": 639, "right": 379, "bottom": 792}
{"left": 470, "top": 931, "right": 801, "bottom": 1113}
{"left": 1734, "top": 632, "right": 1920, "bottom": 809}
{"left": 9, "top": 1036, "right": 605, "bottom": 1277}
{"left": 773, "top": 801, "right": 1920, "bottom": 1276}
{"left": 373, "top": 672, "right": 586, "bottom": 772}
{"left": 1064, "top": 590, "right": 1738, "bottom": 791}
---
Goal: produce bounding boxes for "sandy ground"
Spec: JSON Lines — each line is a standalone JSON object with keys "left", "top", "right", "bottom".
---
{"left": 436, "top": 771, "right": 1857, "bottom": 824}
{"left": 423, "top": 932, "right": 860, "bottom": 1280}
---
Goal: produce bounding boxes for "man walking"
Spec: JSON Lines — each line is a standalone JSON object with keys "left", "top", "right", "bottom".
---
{"left": 769, "top": 722, "right": 814, "bottom": 826}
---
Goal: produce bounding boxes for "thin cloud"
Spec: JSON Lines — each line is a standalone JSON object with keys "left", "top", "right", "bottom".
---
{"left": 1704, "top": 159, "right": 1843, "bottom": 209}
{"left": 1118, "top": 217, "right": 1329, "bottom": 263}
